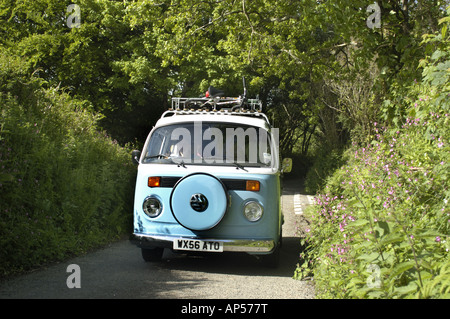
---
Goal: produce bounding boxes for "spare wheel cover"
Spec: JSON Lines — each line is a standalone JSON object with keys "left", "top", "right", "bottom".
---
{"left": 170, "top": 173, "right": 228, "bottom": 231}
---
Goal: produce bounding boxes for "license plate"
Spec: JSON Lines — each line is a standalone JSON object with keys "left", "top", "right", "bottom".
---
{"left": 173, "top": 239, "right": 223, "bottom": 252}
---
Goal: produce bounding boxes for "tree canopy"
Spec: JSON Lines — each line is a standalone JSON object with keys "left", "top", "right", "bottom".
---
{"left": 1, "top": 0, "right": 448, "bottom": 149}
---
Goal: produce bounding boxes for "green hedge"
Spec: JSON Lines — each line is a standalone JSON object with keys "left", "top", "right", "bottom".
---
{"left": 295, "top": 21, "right": 449, "bottom": 298}
{"left": 0, "top": 53, "right": 136, "bottom": 277}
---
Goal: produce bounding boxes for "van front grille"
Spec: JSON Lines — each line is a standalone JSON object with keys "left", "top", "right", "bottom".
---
{"left": 159, "top": 176, "right": 247, "bottom": 191}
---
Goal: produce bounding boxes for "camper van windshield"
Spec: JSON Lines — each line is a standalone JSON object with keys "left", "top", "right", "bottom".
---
{"left": 142, "top": 122, "right": 273, "bottom": 167}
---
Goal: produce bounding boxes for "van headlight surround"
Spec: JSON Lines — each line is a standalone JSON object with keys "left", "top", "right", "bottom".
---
{"left": 143, "top": 196, "right": 162, "bottom": 218}
{"left": 243, "top": 201, "right": 264, "bottom": 222}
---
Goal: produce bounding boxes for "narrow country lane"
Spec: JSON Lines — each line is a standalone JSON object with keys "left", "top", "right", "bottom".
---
{"left": 0, "top": 179, "right": 315, "bottom": 299}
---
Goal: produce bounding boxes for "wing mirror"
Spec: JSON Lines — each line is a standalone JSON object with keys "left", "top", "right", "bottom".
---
{"left": 131, "top": 150, "right": 141, "bottom": 165}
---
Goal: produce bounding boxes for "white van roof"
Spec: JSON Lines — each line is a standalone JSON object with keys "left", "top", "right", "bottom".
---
{"left": 155, "top": 108, "right": 271, "bottom": 131}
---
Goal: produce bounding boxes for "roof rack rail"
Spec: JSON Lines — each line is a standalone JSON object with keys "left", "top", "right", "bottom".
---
{"left": 170, "top": 96, "right": 262, "bottom": 113}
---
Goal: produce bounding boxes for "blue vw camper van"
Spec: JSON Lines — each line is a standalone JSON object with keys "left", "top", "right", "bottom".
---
{"left": 130, "top": 86, "right": 291, "bottom": 267}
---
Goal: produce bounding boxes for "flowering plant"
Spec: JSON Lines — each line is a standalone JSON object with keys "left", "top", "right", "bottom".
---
{"left": 295, "top": 22, "right": 449, "bottom": 298}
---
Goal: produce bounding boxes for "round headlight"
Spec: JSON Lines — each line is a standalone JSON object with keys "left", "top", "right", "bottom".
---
{"left": 243, "top": 201, "right": 263, "bottom": 222}
{"left": 143, "top": 196, "right": 162, "bottom": 218}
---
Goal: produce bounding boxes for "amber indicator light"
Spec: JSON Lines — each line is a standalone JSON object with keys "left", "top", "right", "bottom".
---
{"left": 246, "top": 180, "right": 260, "bottom": 191}
{"left": 148, "top": 177, "right": 161, "bottom": 187}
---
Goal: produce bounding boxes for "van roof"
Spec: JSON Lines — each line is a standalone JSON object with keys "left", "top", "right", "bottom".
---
{"left": 155, "top": 110, "right": 271, "bottom": 130}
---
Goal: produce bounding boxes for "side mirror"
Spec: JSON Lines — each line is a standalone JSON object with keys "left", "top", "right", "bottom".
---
{"left": 131, "top": 150, "right": 141, "bottom": 165}
{"left": 281, "top": 158, "right": 292, "bottom": 173}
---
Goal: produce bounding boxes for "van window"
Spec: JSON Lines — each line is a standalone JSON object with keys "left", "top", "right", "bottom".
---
{"left": 142, "top": 122, "right": 272, "bottom": 167}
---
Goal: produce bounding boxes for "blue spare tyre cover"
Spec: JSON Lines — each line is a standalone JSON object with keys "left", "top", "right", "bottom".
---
{"left": 170, "top": 173, "right": 228, "bottom": 231}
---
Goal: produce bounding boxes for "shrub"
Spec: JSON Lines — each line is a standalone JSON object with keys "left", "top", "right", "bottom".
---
{"left": 0, "top": 53, "right": 136, "bottom": 276}
{"left": 295, "top": 22, "right": 449, "bottom": 298}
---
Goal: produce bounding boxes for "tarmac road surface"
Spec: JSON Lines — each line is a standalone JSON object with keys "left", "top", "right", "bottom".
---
{"left": 0, "top": 179, "right": 315, "bottom": 299}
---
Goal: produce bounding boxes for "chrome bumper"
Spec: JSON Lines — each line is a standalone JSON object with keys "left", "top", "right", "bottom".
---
{"left": 131, "top": 233, "right": 275, "bottom": 253}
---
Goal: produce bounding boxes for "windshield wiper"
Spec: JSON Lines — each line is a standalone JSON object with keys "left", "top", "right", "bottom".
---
{"left": 177, "top": 160, "right": 187, "bottom": 168}
{"left": 143, "top": 154, "right": 177, "bottom": 164}
{"left": 233, "top": 162, "right": 248, "bottom": 172}
{"left": 144, "top": 154, "right": 188, "bottom": 167}
{"left": 143, "top": 154, "right": 168, "bottom": 160}
{"left": 201, "top": 158, "right": 249, "bottom": 170}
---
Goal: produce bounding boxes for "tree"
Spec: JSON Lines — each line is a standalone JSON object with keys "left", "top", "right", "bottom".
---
{"left": 1, "top": 0, "right": 169, "bottom": 143}
{"left": 2, "top": 0, "right": 447, "bottom": 148}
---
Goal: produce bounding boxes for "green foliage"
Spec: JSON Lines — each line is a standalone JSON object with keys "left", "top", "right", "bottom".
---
{"left": 3, "top": 0, "right": 446, "bottom": 153}
{"left": 1, "top": 0, "right": 448, "bottom": 288}
{"left": 304, "top": 147, "right": 347, "bottom": 194}
{"left": 0, "top": 52, "right": 136, "bottom": 277}
{"left": 0, "top": 0, "right": 168, "bottom": 143}
{"left": 295, "top": 20, "right": 450, "bottom": 298}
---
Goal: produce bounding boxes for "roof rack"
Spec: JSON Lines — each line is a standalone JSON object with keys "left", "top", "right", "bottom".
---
{"left": 163, "top": 96, "right": 268, "bottom": 123}
{"left": 170, "top": 96, "right": 262, "bottom": 113}
{"left": 162, "top": 104, "right": 269, "bottom": 122}
{"left": 166, "top": 80, "right": 267, "bottom": 121}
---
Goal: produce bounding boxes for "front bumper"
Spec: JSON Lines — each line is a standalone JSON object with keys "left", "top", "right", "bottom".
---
{"left": 131, "top": 233, "right": 276, "bottom": 254}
